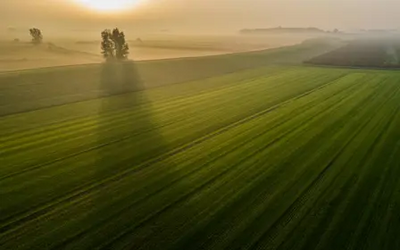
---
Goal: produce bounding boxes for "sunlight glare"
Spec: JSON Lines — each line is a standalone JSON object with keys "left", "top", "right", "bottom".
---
{"left": 76, "top": 0, "right": 140, "bottom": 11}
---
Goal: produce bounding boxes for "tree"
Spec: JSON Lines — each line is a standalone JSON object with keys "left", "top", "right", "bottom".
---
{"left": 29, "top": 28, "right": 43, "bottom": 44}
{"left": 111, "top": 28, "right": 129, "bottom": 60}
{"left": 100, "top": 28, "right": 129, "bottom": 60}
{"left": 101, "top": 29, "right": 114, "bottom": 59}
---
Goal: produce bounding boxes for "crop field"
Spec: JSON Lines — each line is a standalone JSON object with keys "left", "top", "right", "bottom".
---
{"left": 306, "top": 39, "right": 400, "bottom": 68}
{"left": 1, "top": 64, "right": 400, "bottom": 249}
{"left": 0, "top": 39, "right": 337, "bottom": 116}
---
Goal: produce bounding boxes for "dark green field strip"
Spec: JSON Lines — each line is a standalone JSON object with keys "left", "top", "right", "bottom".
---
{"left": 0, "top": 65, "right": 289, "bottom": 130}
{"left": 0, "top": 69, "right": 362, "bottom": 228}
{"left": 0, "top": 69, "right": 355, "bottom": 227}
{"left": 2, "top": 67, "right": 400, "bottom": 249}
{"left": 0, "top": 71, "right": 354, "bottom": 206}
{"left": 65, "top": 76, "right": 394, "bottom": 250}
{"left": 0, "top": 67, "right": 318, "bottom": 142}
{"left": 0, "top": 77, "right": 362, "bottom": 249}
{"left": 4, "top": 69, "right": 393, "bottom": 248}
{"left": 0, "top": 71, "right": 364, "bottom": 225}
{"left": 106, "top": 75, "right": 393, "bottom": 250}
{"left": 248, "top": 79, "right": 400, "bottom": 250}
{"left": 1, "top": 69, "right": 336, "bottom": 157}
{"left": 0, "top": 66, "right": 290, "bottom": 135}
{"left": 0, "top": 71, "right": 382, "bottom": 212}
{"left": 79, "top": 77, "right": 399, "bottom": 250}
{"left": 316, "top": 97, "right": 400, "bottom": 250}
{"left": 104, "top": 76, "right": 399, "bottom": 250}
{"left": 1, "top": 68, "right": 349, "bottom": 179}
{"left": 0, "top": 66, "right": 319, "bottom": 137}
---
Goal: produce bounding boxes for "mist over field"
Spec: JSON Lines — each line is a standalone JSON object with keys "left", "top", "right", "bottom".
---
{"left": 1, "top": 0, "right": 400, "bottom": 71}
{"left": 0, "top": 34, "right": 315, "bottom": 71}
{"left": 2, "top": 1, "right": 400, "bottom": 250}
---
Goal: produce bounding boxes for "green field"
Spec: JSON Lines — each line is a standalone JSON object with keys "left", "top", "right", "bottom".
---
{"left": 1, "top": 42, "right": 400, "bottom": 249}
{"left": 0, "top": 39, "right": 337, "bottom": 116}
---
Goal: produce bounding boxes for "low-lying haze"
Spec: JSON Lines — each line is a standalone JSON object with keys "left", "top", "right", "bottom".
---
{"left": 1, "top": 0, "right": 399, "bottom": 34}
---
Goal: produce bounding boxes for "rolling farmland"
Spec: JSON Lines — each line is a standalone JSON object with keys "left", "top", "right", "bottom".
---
{"left": 1, "top": 64, "right": 400, "bottom": 250}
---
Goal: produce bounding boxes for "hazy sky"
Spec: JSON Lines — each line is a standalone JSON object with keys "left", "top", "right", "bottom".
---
{"left": 1, "top": 0, "right": 399, "bottom": 33}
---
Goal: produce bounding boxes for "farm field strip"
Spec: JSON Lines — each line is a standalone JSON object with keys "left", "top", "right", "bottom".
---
{"left": 56, "top": 75, "right": 400, "bottom": 248}
{"left": 109, "top": 75, "right": 400, "bottom": 250}
{"left": 0, "top": 65, "right": 289, "bottom": 132}
{"left": 94, "top": 79, "right": 383, "bottom": 250}
{"left": 0, "top": 69, "right": 356, "bottom": 224}
{"left": 1, "top": 66, "right": 400, "bottom": 249}
{"left": 1, "top": 68, "right": 350, "bottom": 176}
{"left": 0, "top": 66, "right": 316, "bottom": 137}
{"left": 0, "top": 67, "right": 327, "bottom": 143}
{"left": 241, "top": 81, "right": 400, "bottom": 250}
{"left": 106, "top": 74, "right": 396, "bottom": 250}
{"left": 2, "top": 74, "right": 360, "bottom": 189}
{"left": 0, "top": 69, "right": 368, "bottom": 232}
{"left": 0, "top": 66, "right": 307, "bottom": 139}
{"left": 0, "top": 39, "right": 335, "bottom": 117}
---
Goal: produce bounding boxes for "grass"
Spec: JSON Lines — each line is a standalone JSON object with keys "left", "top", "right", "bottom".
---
{"left": 1, "top": 60, "right": 400, "bottom": 249}
{"left": 0, "top": 39, "right": 337, "bottom": 116}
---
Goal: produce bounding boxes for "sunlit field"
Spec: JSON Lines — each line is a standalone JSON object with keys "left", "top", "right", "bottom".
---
{"left": 1, "top": 39, "right": 400, "bottom": 249}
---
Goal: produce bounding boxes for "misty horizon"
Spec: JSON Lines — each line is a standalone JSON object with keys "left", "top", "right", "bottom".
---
{"left": 1, "top": 0, "right": 400, "bottom": 35}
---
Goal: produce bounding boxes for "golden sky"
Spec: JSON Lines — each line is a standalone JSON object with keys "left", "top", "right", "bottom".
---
{"left": 1, "top": 0, "right": 399, "bottom": 33}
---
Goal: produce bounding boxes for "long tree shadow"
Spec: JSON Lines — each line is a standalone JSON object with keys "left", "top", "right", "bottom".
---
{"left": 82, "top": 60, "right": 184, "bottom": 248}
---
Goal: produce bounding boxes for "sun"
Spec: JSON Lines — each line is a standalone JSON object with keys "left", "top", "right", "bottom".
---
{"left": 76, "top": 0, "right": 140, "bottom": 11}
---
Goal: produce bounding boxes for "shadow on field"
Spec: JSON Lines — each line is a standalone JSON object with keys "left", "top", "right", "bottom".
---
{"left": 82, "top": 60, "right": 184, "bottom": 248}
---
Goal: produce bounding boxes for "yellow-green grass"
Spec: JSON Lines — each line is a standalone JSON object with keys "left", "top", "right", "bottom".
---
{"left": 1, "top": 64, "right": 400, "bottom": 249}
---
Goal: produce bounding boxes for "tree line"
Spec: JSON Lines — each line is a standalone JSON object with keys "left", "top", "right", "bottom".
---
{"left": 29, "top": 27, "right": 129, "bottom": 60}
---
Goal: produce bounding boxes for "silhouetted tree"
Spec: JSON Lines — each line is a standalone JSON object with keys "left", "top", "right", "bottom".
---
{"left": 112, "top": 28, "right": 129, "bottom": 59}
{"left": 101, "top": 29, "right": 114, "bottom": 59}
{"left": 100, "top": 28, "right": 129, "bottom": 60}
{"left": 29, "top": 28, "right": 43, "bottom": 44}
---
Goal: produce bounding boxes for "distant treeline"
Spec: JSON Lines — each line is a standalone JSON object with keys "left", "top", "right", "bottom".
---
{"left": 240, "top": 27, "right": 339, "bottom": 35}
